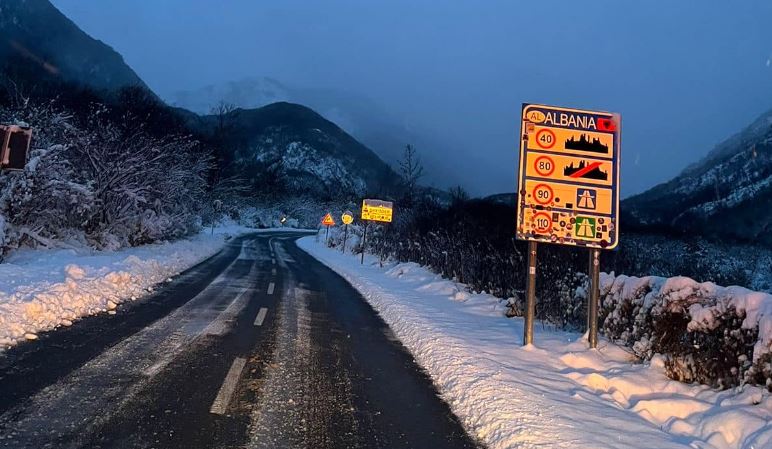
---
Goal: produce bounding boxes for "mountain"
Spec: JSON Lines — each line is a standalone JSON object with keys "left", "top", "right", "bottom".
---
{"left": 0, "top": 0, "right": 147, "bottom": 93}
{"left": 623, "top": 109, "right": 772, "bottom": 245}
{"left": 194, "top": 102, "right": 400, "bottom": 198}
{"left": 1, "top": 2, "right": 399, "bottom": 201}
{"left": 168, "top": 77, "right": 463, "bottom": 189}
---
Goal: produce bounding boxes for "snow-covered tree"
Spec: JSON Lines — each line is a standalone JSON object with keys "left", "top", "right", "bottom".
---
{"left": 0, "top": 96, "right": 213, "bottom": 253}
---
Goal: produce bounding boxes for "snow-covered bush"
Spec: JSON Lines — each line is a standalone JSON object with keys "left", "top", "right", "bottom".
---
{"left": 70, "top": 108, "right": 209, "bottom": 248}
{"left": 0, "top": 97, "right": 211, "bottom": 252}
{"left": 0, "top": 101, "right": 94, "bottom": 254}
{"left": 600, "top": 275, "right": 772, "bottom": 389}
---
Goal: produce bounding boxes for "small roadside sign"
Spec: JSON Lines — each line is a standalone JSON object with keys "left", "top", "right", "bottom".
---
{"left": 0, "top": 124, "right": 32, "bottom": 171}
{"left": 321, "top": 213, "right": 335, "bottom": 226}
{"left": 340, "top": 210, "right": 354, "bottom": 254}
{"left": 361, "top": 199, "right": 393, "bottom": 223}
{"left": 516, "top": 103, "right": 620, "bottom": 250}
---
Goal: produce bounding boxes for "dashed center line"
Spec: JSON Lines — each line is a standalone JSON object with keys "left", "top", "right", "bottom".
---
{"left": 271, "top": 268, "right": 277, "bottom": 276}
{"left": 210, "top": 357, "right": 247, "bottom": 415}
{"left": 254, "top": 307, "right": 268, "bottom": 326}
{"left": 202, "top": 288, "right": 250, "bottom": 336}
{"left": 267, "top": 282, "right": 275, "bottom": 295}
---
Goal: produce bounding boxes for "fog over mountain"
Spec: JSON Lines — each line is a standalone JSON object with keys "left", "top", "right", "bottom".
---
{"left": 169, "top": 77, "right": 464, "bottom": 189}
{"left": 41, "top": 0, "right": 772, "bottom": 196}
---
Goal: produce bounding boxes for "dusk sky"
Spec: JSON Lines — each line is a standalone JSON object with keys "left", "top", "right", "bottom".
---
{"left": 52, "top": 0, "right": 772, "bottom": 197}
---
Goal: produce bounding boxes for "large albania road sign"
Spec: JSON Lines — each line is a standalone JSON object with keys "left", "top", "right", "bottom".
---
{"left": 516, "top": 103, "right": 621, "bottom": 249}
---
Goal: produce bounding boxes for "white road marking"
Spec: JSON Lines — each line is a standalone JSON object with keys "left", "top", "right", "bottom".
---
{"left": 271, "top": 268, "right": 277, "bottom": 276}
{"left": 254, "top": 307, "right": 268, "bottom": 326}
{"left": 210, "top": 357, "right": 247, "bottom": 415}
{"left": 267, "top": 282, "right": 275, "bottom": 295}
{"left": 272, "top": 258, "right": 276, "bottom": 265}
{"left": 238, "top": 240, "right": 259, "bottom": 260}
{"left": 203, "top": 288, "right": 250, "bottom": 336}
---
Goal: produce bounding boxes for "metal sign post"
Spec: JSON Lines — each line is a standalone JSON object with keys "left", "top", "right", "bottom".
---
{"left": 360, "top": 222, "right": 368, "bottom": 264}
{"left": 523, "top": 241, "right": 538, "bottom": 345}
{"left": 588, "top": 248, "right": 601, "bottom": 348}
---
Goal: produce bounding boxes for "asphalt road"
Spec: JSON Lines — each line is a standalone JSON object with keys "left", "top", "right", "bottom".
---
{"left": 0, "top": 231, "right": 479, "bottom": 449}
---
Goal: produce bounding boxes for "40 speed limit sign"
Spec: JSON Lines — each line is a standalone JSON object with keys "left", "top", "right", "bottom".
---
{"left": 516, "top": 103, "right": 621, "bottom": 249}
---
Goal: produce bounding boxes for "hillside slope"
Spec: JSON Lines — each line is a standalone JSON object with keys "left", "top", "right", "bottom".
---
{"left": 195, "top": 102, "right": 400, "bottom": 198}
{"left": 623, "top": 109, "right": 772, "bottom": 245}
{"left": 0, "top": 0, "right": 146, "bottom": 93}
{"left": 169, "top": 77, "right": 464, "bottom": 189}
{"left": 1, "top": 2, "right": 400, "bottom": 202}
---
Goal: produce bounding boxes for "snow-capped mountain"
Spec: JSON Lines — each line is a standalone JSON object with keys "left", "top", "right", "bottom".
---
{"left": 623, "top": 109, "right": 772, "bottom": 245}
{"left": 169, "top": 77, "right": 462, "bottom": 189}
{"left": 194, "top": 102, "right": 400, "bottom": 198}
{"left": 0, "top": 0, "right": 147, "bottom": 93}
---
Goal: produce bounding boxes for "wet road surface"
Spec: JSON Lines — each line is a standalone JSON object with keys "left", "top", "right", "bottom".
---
{"left": 0, "top": 231, "right": 479, "bottom": 449}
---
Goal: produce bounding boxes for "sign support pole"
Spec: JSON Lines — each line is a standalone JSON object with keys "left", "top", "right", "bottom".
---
{"left": 588, "top": 248, "right": 601, "bottom": 349}
{"left": 523, "top": 241, "right": 538, "bottom": 346}
{"left": 361, "top": 222, "right": 368, "bottom": 265}
{"left": 587, "top": 250, "right": 592, "bottom": 332}
{"left": 325, "top": 225, "right": 330, "bottom": 245}
{"left": 342, "top": 224, "right": 348, "bottom": 254}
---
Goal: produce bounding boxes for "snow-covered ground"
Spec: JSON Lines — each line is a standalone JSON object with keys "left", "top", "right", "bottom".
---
{"left": 298, "top": 237, "right": 772, "bottom": 449}
{"left": 0, "top": 224, "right": 255, "bottom": 349}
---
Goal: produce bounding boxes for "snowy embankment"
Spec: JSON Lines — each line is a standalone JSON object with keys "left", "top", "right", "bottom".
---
{"left": 0, "top": 225, "right": 253, "bottom": 349}
{"left": 298, "top": 237, "right": 771, "bottom": 449}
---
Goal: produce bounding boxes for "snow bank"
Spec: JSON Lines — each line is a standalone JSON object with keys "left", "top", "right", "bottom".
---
{"left": 0, "top": 225, "right": 252, "bottom": 349}
{"left": 299, "top": 237, "right": 772, "bottom": 449}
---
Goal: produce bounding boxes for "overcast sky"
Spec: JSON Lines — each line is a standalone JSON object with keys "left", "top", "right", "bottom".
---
{"left": 52, "top": 0, "right": 772, "bottom": 197}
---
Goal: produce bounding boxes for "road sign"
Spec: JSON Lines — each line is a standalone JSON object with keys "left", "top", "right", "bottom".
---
{"left": 321, "top": 213, "right": 335, "bottom": 226}
{"left": 361, "top": 199, "right": 393, "bottom": 223}
{"left": 0, "top": 125, "right": 32, "bottom": 171}
{"left": 341, "top": 210, "right": 354, "bottom": 225}
{"left": 516, "top": 103, "right": 620, "bottom": 249}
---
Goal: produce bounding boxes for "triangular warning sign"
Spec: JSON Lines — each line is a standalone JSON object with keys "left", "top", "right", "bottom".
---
{"left": 321, "top": 213, "right": 336, "bottom": 226}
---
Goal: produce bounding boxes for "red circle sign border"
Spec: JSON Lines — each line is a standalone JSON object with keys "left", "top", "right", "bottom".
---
{"left": 533, "top": 155, "right": 555, "bottom": 177}
{"left": 532, "top": 183, "right": 554, "bottom": 205}
{"left": 535, "top": 129, "right": 556, "bottom": 149}
{"left": 532, "top": 212, "right": 552, "bottom": 234}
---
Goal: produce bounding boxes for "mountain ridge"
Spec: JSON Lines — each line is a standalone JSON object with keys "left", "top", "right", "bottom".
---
{"left": 169, "top": 76, "right": 464, "bottom": 190}
{"left": 0, "top": 0, "right": 147, "bottom": 93}
{"left": 622, "top": 108, "right": 772, "bottom": 245}
{"left": 192, "top": 101, "right": 400, "bottom": 199}
{"left": 1, "top": 0, "right": 399, "bottom": 202}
